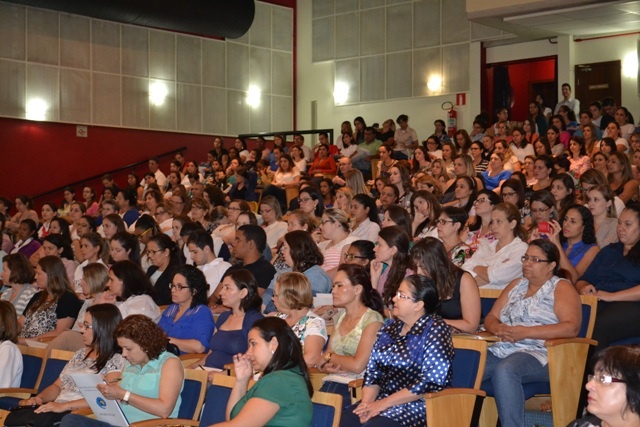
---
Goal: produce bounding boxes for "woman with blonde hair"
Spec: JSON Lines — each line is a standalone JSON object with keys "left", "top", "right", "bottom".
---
{"left": 414, "top": 174, "right": 443, "bottom": 199}
{"left": 586, "top": 184, "right": 619, "bottom": 248}
{"left": 318, "top": 209, "right": 357, "bottom": 277}
{"left": 189, "top": 197, "right": 215, "bottom": 233}
{"left": 345, "top": 169, "right": 371, "bottom": 196}
{"left": 260, "top": 196, "right": 288, "bottom": 252}
{"left": 335, "top": 187, "right": 354, "bottom": 214}
{"left": 273, "top": 272, "right": 327, "bottom": 367}
{"left": 48, "top": 262, "right": 113, "bottom": 351}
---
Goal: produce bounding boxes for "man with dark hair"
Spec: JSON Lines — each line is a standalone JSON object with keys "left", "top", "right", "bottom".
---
{"left": 256, "top": 136, "right": 271, "bottom": 160}
{"left": 393, "top": 114, "right": 418, "bottom": 160}
{"left": 269, "top": 146, "right": 283, "bottom": 172}
{"left": 293, "top": 133, "right": 313, "bottom": 162}
{"left": 352, "top": 126, "right": 382, "bottom": 175}
{"left": 554, "top": 83, "right": 580, "bottom": 115}
{"left": 600, "top": 97, "right": 617, "bottom": 130}
{"left": 116, "top": 189, "right": 140, "bottom": 226}
{"left": 229, "top": 225, "right": 276, "bottom": 295}
{"left": 433, "top": 118, "right": 452, "bottom": 142}
{"left": 187, "top": 230, "right": 231, "bottom": 304}
{"left": 147, "top": 157, "right": 167, "bottom": 188}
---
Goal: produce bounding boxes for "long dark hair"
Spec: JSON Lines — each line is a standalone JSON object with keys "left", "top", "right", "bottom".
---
{"left": 336, "top": 264, "right": 384, "bottom": 316}
{"left": 148, "top": 233, "right": 183, "bottom": 268}
{"left": 110, "top": 232, "right": 141, "bottom": 265}
{"left": 28, "top": 256, "right": 75, "bottom": 315}
{"left": 252, "top": 317, "right": 313, "bottom": 397}
{"left": 110, "top": 260, "right": 156, "bottom": 300}
{"left": 552, "top": 173, "right": 576, "bottom": 219}
{"left": 85, "top": 304, "right": 123, "bottom": 372}
{"left": 352, "top": 194, "right": 379, "bottom": 224}
{"left": 559, "top": 205, "right": 596, "bottom": 246}
{"left": 378, "top": 226, "right": 412, "bottom": 305}
{"left": 221, "top": 269, "right": 262, "bottom": 312}
{"left": 43, "top": 234, "right": 74, "bottom": 260}
{"left": 174, "top": 265, "right": 209, "bottom": 308}
{"left": 284, "top": 231, "right": 323, "bottom": 272}
{"left": 411, "top": 237, "right": 463, "bottom": 300}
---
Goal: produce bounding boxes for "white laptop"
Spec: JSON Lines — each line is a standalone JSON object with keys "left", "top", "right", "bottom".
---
{"left": 69, "top": 373, "right": 130, "bottom": 427}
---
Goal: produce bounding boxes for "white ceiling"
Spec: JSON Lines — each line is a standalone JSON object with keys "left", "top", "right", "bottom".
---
{"left": 469, "top": 0, "right": 640, "bottom": 45}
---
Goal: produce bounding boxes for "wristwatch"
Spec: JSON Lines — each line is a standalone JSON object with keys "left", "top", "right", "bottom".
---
{"left": 121, "top": 390, "right": 131, "bottom": 405}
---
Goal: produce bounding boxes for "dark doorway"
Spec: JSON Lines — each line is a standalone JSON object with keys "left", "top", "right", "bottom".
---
{"left": 482, "top": 56, "right": 557, "bottom": 125}
{"left": 575, "top": 60, "right": 621, "bottom": 108}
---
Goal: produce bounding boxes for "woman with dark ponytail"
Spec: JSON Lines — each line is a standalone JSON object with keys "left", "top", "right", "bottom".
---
{"left": 318, "top": 264, "right": 385, "bottom": 408}
{"left": 145, "top": 233, "right": 183, "bottom": 305}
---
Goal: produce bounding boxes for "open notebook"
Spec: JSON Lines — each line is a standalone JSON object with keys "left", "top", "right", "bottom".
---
{"left": 69, "top": 373, "right": 130, "bottom": 427}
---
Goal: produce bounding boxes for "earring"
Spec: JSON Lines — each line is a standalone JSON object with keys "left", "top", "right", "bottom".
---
{"left": 271, "top": 350, "right": 275, "bottom": 355}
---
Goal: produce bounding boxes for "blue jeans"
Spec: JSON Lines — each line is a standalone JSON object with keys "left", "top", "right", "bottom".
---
{"left": 340, "top": 403, "right": 403, "bottom": 427}
{"left": 60, "top": 414, "right": 114, "bottom": 427}
{"left": 320, "top": 380, "right": 350, "bottom": 409}
{"left": 481, "top": 351, "right": 549, "bottom": 427}
{"left": 393, "top": 151, "right": 408, "bottom": 160}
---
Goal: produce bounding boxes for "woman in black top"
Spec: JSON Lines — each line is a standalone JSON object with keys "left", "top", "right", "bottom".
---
{"left": 411, "top": 237, "right": 480, "bottom": 333}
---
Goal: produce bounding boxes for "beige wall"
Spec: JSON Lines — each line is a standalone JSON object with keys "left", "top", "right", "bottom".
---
{"left": 297, "top": 1, "right": 639, "bottom": 139}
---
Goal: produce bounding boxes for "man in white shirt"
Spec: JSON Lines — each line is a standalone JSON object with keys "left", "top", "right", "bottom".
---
{"left": 554, "top": 83, "right": 580, "bottom": 115}
{"left": 393, "top": 114, "right": 418, "bottom": 160}
{"left": 187, "top": 230, "right": 231, "bottom": 305}
{"left": 293, "top": 133, "right": 313, "bottom": 162}
{"left": 332, "top": 156, "right": 353, "bottom": 187}
{"left": 147, "top": 157, "right": 167, "bottom": 188}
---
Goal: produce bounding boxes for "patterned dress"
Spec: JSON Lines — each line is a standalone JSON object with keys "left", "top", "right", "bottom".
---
{"left": 363, "top": 314, "right": 454, "bottom": 426}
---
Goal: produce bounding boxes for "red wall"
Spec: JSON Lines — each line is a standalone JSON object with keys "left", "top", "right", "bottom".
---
{"left": 484, "top": 57, "right": 556, "bottom": 123}
{"left": 0, "top": 117, "right": 231, "bottom": 207}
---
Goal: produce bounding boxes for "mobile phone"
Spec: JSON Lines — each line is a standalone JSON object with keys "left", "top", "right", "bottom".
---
{"left": 538, "top": 221, "right": 550, "bottom": 234}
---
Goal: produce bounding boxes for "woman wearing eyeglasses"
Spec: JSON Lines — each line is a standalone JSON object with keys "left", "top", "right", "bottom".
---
{"left": 436, "top": 207, "right": 473, "bottom": 267}
{"left": 569, "top": 345, "right": 640, "bottom": 427}
{"left": 482, "top": 239, "right": 581, "bottom": 427}
{"left": 465, "top": 190, "right": 501, "bottom": 253}
{"left": 158, "top": 265, "right": 214, "bottom": 355}
{"left": 527, "top": 190, "right": 557, "bottom": 241}
{"left": 145, "top": 234, "right": 183, "bottom": 306}
{"left": 341, "top": 274, "right": 454, "bottom": 427}
{"left": 14, "top": 304, "right": 124, "bottom": 424}
{"left": 343, "top": 240, "right": 375, "bottom": 270}
{"left": 134, "top": 214, "right": 160, "bottom": 271}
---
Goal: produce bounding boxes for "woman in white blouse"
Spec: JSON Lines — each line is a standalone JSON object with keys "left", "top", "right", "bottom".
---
{"left": 349, "top": 194, "right": 380, "bottom": 243}
{"left": 260, "top": 196, "right": 288, "bottom": 254}
{"left": 462, "top": 203, "right": 528, "bottom": 289}
{"left": 262, "top": 154, "right": 301, "bottom": 211}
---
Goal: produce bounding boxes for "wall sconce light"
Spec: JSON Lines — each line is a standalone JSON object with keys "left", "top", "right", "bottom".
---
{"left": 149, "top": 81, "right": 168, "bottom": 106}
{"left": 26, "top": 98, "right": 48, "bottom": 121}
{"left": 246, "top": 85, "right": 261, "bottom": 108}
{"left": 427, "top": 74, "right": 443, "bottom": 94}
{"left": 334, "top": 81, "right": 349, "bottom": 105}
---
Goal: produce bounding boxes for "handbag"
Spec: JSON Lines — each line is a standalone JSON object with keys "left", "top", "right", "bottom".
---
{"left": 4, "top": 406, "right": 69, "bottom": 427}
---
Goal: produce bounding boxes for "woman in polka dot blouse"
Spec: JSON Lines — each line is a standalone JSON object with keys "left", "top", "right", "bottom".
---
{"left": 340, "top": 274, "right": 454, "bottom": 427}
